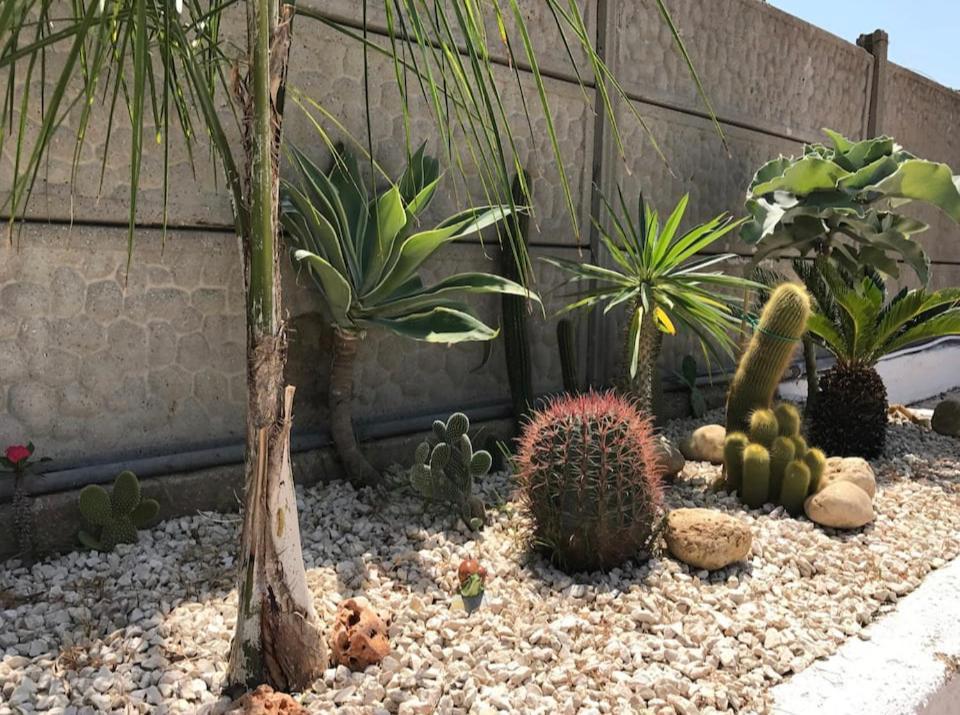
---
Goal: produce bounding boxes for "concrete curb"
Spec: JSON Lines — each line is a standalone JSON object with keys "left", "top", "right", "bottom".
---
{"left": 772, "top": 556, "right": 960, "bottom": 715}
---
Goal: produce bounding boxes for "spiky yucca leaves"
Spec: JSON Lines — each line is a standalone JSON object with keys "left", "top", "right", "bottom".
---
{"left": 78, "top": 471, "right": 159, "bottom": 552}
{"left": 811, "top": 365, "right": 888, "bottom": 458}
{"left": 410, "top": 413, "right": 491, "bottom": 530}
{"left": 515, "top": 391, "right": 664, "bottom": 574}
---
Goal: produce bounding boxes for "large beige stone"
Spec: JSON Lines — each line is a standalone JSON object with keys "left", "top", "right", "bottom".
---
{"left": 819, "top": 457, "right": 877, "bottom": 499}
{"left": 805, "top": 481, "right": 874, "bottom": 529}
{"left": 679, "top": 424, "right": 726, "bottom": 464}
{"left": 664, "top": 508, "right": 752, "bottom": 571}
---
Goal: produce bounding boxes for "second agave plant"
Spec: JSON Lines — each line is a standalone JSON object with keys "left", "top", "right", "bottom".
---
{"left": 545, "top": 189, "right": 759, "bottom": 413}
{"left": 282, "top": 144, "right": 535, "bottom": 486}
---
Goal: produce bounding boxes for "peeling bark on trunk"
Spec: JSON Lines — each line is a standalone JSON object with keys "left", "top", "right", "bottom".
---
{"left": 329, "top": 329, "right": 380, "bottom": 487}
{"left": 619, "top": 303, "right": 663, "bottom": 417}
{"left": 225, "top": 0, "right": 325, "bottom": 694}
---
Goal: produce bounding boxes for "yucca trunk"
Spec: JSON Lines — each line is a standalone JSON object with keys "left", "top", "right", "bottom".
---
{"left": 329, "top": 329, "right": 380, "bottom": 486}
{"left": 225, "top": 0, "right": 325, "bottom": 694}
{"left": 620, "top": 302, "right": 663, "bottom": 416}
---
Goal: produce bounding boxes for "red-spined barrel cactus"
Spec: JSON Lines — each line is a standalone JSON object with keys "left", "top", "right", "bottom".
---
{"left": 515, "top": 390, "right": 665, "bottom": 573}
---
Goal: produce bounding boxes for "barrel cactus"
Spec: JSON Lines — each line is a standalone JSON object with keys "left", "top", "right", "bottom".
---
{"left": 78, "top": 471, "right": 159, "bottom": 552}
{"left": 410, "top": 413, "right": 491, "bottom": 530}
{"left": 726, "top": 283, "right": 811, "bottom": 433}
{"left": 515, "top": 390, "right": 664, "bottom": 573}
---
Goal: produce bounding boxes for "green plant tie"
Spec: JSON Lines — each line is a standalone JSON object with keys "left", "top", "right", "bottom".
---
{"left": 747, "top": 315, "right": 802, "bottom": 343}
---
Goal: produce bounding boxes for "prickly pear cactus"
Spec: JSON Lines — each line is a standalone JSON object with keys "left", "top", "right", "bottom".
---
{"left": 410, "top": 413, "right": 491, "bottom": 530}
{"left": 78, "top": 471, "right": 159, "bottom": 552}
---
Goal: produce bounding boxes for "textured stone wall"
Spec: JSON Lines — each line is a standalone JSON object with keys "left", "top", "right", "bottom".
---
{"left": 1, "top": 0, "right": 959, "bottom": 465}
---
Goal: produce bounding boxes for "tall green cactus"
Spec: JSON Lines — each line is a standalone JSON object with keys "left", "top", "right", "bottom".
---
{"left": 500, "top": 170, "right": 534, "bottom": 428}
{"left": 410, "top": 413, "right": 491, "bottom": 530}
{"left": 780, "top": 460, "right": 811, "bottom": 516}
{"left": 726, "top": 284, "right": 811, "bottom": 432}
{"left": 741, "top": 444, "right": 771, "bottom": 509}
{"left": 769, "top": 436, "right": 796, "bottom": 501}
{"left": 557, "top": 318, "right": 580, "bottom": 394}
{"left": 78, "top": 471, "right": 159, "bottom": 552}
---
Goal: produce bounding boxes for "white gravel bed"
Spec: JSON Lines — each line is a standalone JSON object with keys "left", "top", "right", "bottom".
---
{"left": 1, "top": 411, "right": 959, "bottom": 714}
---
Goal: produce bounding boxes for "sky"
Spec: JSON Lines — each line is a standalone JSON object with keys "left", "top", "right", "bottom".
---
{"left": 769, "top": 0, "right": 960, "bottom": 90}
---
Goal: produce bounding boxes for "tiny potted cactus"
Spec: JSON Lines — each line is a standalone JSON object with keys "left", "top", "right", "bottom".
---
{"left": 457, "top": 558, "right": 487, "bottom": 613}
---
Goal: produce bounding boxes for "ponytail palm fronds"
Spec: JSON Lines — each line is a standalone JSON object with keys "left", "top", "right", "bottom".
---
{"left": 282, "top": 143, "right": 537, "bottom": 343}
{"left": 545, "top": 190, "right": 760, "bottom": 384}
{"left": 803, "top": 261, "right": 960, "bottom": 368}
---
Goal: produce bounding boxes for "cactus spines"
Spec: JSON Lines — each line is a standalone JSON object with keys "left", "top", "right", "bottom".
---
{"left": 774, "top": 403, "right": 801, "bottom": 437}
{"left": 77, "top": 471, "right": 158, "bottom": 552}
{"left": 500, "top": 170, "right": 534, "bottom": 429}
{"left": 723, "top": 432, "right": 750, "bottom": 492}
{"left": 410, "top": 413, "right": 490, "bottom": 530}
{"left": 557, "top": 319, "right": 580, "bottom": 394}
{"left": 741, "top": 444, "right": 771, "bottom": 509}
{"left": 791, "top": 435, "right": 808, "bottom": 460}
{"left": 769, "top": 436, "right": 797, "bottom": 501}
{"left": 749, "top": 409, "right": 780, "bottom": 448}
{"left": 780, "top": 460, "right": 811, "bottom": 515}
{"left": 803, "top": 448, "right": 827, "bottom": 493}
{"left": 515, "top": 390, "right": 664, "bottom": 573}
{"left": 726, "top": 284, "right": 812, "bottom": 433}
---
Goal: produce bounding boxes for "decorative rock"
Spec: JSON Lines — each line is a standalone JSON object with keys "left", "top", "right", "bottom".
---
{"left": 655, "top": 437, "right": 686, "bottom": 479}
{"left": 819, "top": 457, "right": 877, "bottom": 499}
{"left": 679, "top": 424, "right": 726, "bottom": 464}
{"left": 805, "top": 481, "right": 874, "bottom": 529}
{"left": 663, "top": 508, "right": 752, "bottom": 570}
{"left": 224, "top": 685, "right": 305, "bottom": 714}
{"left": 932, "top": 399, "right": 960, "bottom": 437}
{"left": 330, "top": 597, "right": 391, "bottom": 671}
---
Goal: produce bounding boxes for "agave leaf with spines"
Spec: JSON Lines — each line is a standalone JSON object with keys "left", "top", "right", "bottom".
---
{"left": 744, "top": 129, "right": 960, "bottom": 284}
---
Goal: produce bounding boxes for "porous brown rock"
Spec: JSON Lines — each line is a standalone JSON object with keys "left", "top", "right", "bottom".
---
{"left": 224, "top": 685, "right": 305, "bottom": 714}
{"left": 330, "top": 597, "right": 390, "bottom": 671}
{"left": 664, "top": 508, "right": 752, "bottom": 570}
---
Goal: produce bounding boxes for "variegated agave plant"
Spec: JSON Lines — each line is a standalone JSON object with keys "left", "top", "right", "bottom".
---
{"left": 281, "top": 143, "right": 536, "bottom": 486}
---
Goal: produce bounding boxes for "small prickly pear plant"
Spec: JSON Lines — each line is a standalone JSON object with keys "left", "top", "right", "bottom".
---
{"left": 724, "top": 402, "right": 828, "bottom": 516}
{"left": 515, "top": 390, "right": 664, "bottom": 574}
{"left": 410, "top": 413, "right": 492, "bottom": 530}
{"left": 78, "top": 471, "right": 159, "bottom": 552}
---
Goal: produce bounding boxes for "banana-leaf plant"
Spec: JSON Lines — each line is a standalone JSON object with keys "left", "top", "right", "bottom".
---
{"left": 282, "top": 143, "right": 536, "bottom": 486}
{"left": 800, "top": 261, "right": 960, "bottom": 458}
{"left": 545, "top": 189, "right": 760, "bottom": 415}
{"left": 743, "top": 129, "right": 960, "bottom": 283}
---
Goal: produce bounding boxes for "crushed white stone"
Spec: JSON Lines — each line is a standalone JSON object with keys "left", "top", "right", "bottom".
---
{"left": 0, "top": 409, "right": 958, "bottom": 714}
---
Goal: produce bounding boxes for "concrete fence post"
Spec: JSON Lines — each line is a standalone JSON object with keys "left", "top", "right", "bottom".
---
{"left": 857, "top": 29, "right": 889, "bottom": 137}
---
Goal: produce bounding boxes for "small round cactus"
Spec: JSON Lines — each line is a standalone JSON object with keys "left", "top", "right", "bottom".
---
{"left": 749, "top": 409, "right": 779, "bottom": 448}
{"left": 774, "top": 403, "right": 801, "bottom": 437}
{"left": 803, "top": 448, "right": 827, "bottom": 492}
{"left": 515, "top": 390, "right": 664, "bottom": 573}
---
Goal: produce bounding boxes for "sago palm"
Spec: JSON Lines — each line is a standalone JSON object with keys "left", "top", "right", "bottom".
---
{"left": 1, "top": 0, "right": 724, "bottom": 695}
{"left": 545, "top": 190, "right": 759, "bottom": 414}
{"left": 803, "top": 262, "right": 960, "bottom": 458}
{"left": 282, "top": 143, "right": 534, "bottom": 486}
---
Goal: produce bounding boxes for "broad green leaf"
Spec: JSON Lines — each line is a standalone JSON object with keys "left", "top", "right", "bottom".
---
{"left": 364, "top": 306, "right": 499, "bottom": 343}
{"left": 362, "top": 186, "right": 407, "bottom": 290}
{"left": 292, "top": 250, "right": 353, "bottom": 325}
{"left": 751, "top": 157, "right": 851, "bottom": 196}
{"left": 368, "top": 272, "right": 539, "bottom": 318}
{"left": 860, "top": 159, "right": 960, "bottom": 222}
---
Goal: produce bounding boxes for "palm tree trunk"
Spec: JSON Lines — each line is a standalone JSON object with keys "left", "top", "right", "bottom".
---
{"left": 330, "top": 328, "right": 380, "bottom": 487}
{"left": 621, "top": 302, "right": 663, "bottom": 416}
{"left": 225, "top": 0, "right": 325, "bottom": 694}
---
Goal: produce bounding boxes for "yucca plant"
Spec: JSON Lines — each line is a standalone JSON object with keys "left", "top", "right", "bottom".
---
{"left": 545, "top": 190, "right": 759, "bottom": 413}
{"left": 2, "top": 0, "right": 723, "bottom": 694}
{"left": 282, "top": 143, "right": 532, "bottom": 486}
{"left": 804, "top": 262, "right": 960, "bottom": 458}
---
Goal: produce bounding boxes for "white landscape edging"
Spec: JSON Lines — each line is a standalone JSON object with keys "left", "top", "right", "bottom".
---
{"left": 771, "top": 555, "right": 960, "bottom": 715}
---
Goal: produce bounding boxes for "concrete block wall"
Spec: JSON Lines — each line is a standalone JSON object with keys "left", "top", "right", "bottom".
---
{"left": 1, "top": 0, "right": 959, "bottom": 469}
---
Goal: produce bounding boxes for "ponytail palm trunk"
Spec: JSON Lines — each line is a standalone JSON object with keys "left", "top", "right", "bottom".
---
{"left": 620, "top": 302, "right": 662, "bottom": 415}
{"left": 225, "top": 0, "right": 325, "bottom": 692}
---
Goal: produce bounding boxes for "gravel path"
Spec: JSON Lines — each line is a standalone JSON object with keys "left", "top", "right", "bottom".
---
{"left": 1, "top": 411, "right": 959, "bottom": 714}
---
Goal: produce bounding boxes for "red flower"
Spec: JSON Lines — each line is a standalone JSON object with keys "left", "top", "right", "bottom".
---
{"left": 5, "top": 445, "right": 32, "bottom": 465}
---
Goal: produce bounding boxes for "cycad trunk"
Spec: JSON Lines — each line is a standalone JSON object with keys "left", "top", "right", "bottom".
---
{"left": 329, "top": 329, "right": 380, "bottom": 486}
{"left": 620, "top": 303, "right": 663, "bottom": 416}
{"left": 225, "top": 0, "right": 325, "bottom": 693}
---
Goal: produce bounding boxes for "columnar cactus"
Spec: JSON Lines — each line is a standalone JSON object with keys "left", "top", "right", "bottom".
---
{"left": 724, "top": 401, "right": 834, "bottom": 517}
{"left": 500, "top": 170, "right": 534, "bottom": 428}
{"left": 726, "top": 284, "right": 811, "bottom": 432}
{"left": 410, "top": 413, "right": 491, "bottom": 530}
{"left": 515, "top": 391, "right": 664, "bottom": 573}
{"left": 557, "top": 318, "right": 580, "bottom": 394}
{"left": 78, "top": 471, "right": 159, "bottom": 552}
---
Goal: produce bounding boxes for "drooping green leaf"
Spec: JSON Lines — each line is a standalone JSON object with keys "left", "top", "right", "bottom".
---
{"left": 364, "top": 305, "right": 499, "bottom": 343}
